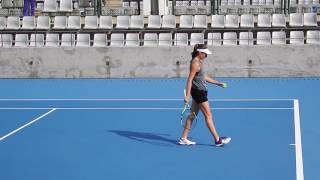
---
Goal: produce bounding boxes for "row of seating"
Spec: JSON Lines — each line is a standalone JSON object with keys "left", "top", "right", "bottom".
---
{"left": 1, "top": 31, "right": 319, "bottom": 47}
{"left": 172, "top": 0, "right": 320, "bottom": 6}
{"left": 0, "top": 13, "right": 318, "bottom": 30}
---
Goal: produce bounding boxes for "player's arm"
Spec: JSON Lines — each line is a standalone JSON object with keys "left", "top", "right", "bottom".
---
{"left": 205, "top": 75, "right": 226, "bottom": 88}
{"left": 185, "top": 61, "right": 200, "bottom": 103}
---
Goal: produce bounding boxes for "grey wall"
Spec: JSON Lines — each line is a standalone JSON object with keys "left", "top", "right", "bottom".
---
{"left": 0, "top": 45, "right": 319, "bottom": 78}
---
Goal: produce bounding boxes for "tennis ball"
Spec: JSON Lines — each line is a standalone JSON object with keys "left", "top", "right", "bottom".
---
{"left": 222, "top": 83, "right": 227, "bottom": 88}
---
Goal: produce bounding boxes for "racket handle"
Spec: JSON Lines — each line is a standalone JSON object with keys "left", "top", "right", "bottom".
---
{"left": 184, "top": 89, "right": 186, "bottom": 97}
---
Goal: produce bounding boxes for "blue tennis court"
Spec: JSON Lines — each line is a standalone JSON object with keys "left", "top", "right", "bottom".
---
{"left": 0, "top": 78, "right": 319, "bottom": 180}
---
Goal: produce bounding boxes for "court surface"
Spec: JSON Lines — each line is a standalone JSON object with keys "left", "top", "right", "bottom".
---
{"left": 0, "top": 78, "right": 319, "bottom": 180}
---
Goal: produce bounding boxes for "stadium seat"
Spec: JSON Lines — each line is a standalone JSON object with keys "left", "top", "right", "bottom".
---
{"left": 147, "top": 15, "right": 161, "bottom": 29}
{"left": 99, "top": 16, "right": 113, "bottom": 29}
{"left": 239, "top": 32, "right": 253, "bottom": 45}
{"left": 290, "top": 31, "right": 304, "bottom": 44}
{"left": 30, "top": 34, "right": 44, "bottom": 47}
{"left": 45, "top": 33, "right": 60, "bottom": 47}
{"left": 130, "top": 15, "right": 144, "bottom": 29}
{"left": 1, "top": 0, "right": 13, "bottom": 8}
{"left": 76, "top": 34, "right": 90, "bottom": 47}
{"left": 174, "top": 33, "right": 189, "bottom": 46}
{"left": 84, "top": 16, "right": 98, "bottom": 29}
{"left": 15, "top": 34, "right": 29, "bottom": 47}
{"left": 179, "top": 15, "right": 193, "bottom": 28}
{"left": 259, "top": 0, "right": 266, "bottom": 5}
{"left": 225, "top": 15, "right": 239, "bottom": 28}
{"left": 0, "top": 17, "right": 6, "bottom": 30}
{"left": 158, "top": 33, "right": 172, "bottom": 46}
{"left": 223, "top": 32, "right": 237, "bottom": 45}
{"left": 235, "top": 0, "right": 242, "bottom": 5}
{"left": 257, "top": 14, "right": 271, "bottom": 27}
{"left": 266, "top": 0, "right": 273, "bottom": 5}
{"left": 61, "top": 33, "right": 75, "bottom": 47}
{"left": 228, "top": 0, "right": 235, "bottom": 5}
{"left": 257, "top": 32, "right": 271, "bottom": 45}
{"left": 43, "top": 0, "right": 57, "bottom": 12}
{"left": 211, "top": 15, "right": 225, "bottom": 28}
{"left": 6, "top": 16, "right": 20, "bottom": 29}
{"left": 60, "top": 0, "right": 73, "bottom": 12}
{"left": 93, "top": 33, "right": 107, "bottom": 47}
{"left": 125, "top": 33, "right": 140, "bottom": 46}
{"left": 252, "top": 0, "right": 259, "bottom": 5}
{"left": 116, "top": 16, "right": 130, "bottom": 29}
{"left": 243, "top": 0, "right": 250, "bottom": 5}
{"left": 190, "top": 33, "right": 204, "bottom": 45}
{"left": 240, "top": 14, "right": 254, "bottom": 28}
{"left": 0, "top": 34, "right": 13, "bottom": 47}
{"left": 162, "top": 15, "right": 176, "bottom": 28}
{"left": 207, "top": 33, "right": 222, "bottom": 46}
{"left": 194, "top": 15, "right": 207, "bottom": 28}
{"left": 21, "top": 16, "right": 35, "bottom": 30}
{"left": 53, "top": 16, "right": 67, "bottom": 29}
{"left": 306, "top": 31, "right": 320, "bottom": 44}
{"left": 289, "top": 13, "right": 303, "bottom": 27}
{"left": 36, "top": 16, "right": 50, "bottom": 30}
{"left": 272, "top": 31, "right": 286, "bottom": 45}
{"left": 110, "top": 33, "right": 125, "bottom": 47}
{"left": 143, "top": 33, "right": 158, "bottom": 46}
{"left": 67, "top": 16, "right": 81, "bottom": 29}
{"left": 303, "top": 13, "right": 317, "bottom": 26}
{"left": 272, "top": 14, "right": 286, "bottom": 27}
{"left": 274, "top": 0, "right": 281, "bottom": 6}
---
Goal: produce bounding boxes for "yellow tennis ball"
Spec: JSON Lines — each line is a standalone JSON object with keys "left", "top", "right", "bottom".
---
{"left": 222, "top": 83, "right": 227, "bottom": 88}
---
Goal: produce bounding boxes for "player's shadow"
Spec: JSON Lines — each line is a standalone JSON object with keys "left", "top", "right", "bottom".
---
{"left": 108, "top": 130, "right": 178, "bottom": 147}
{"left": 108, "top": 130, "right": 212, "bottom": 147}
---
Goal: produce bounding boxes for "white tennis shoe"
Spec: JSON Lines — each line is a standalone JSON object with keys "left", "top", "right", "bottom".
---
{"left": 215, "top": 137, "right": 231, "bottom": 147}
{"left": 178, "top": 138, "right": 196, "bottom": 145}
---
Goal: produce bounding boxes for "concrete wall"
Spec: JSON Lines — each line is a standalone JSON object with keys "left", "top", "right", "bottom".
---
{"left": 0, "top": 46, "right": 320, "bottom": 78}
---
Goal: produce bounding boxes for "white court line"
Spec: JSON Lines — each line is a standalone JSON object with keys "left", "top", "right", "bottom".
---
{"left": 294, "top": 100, "right": 304, "bottom": 180}
{"left": 0, "top": 98, "right": 295, "bottom": 102}
{"left": 0, "top": 108, "right": 56, "bottom": 142}
{"left": 0, "top": 107, "right": 293, "bottom": 110}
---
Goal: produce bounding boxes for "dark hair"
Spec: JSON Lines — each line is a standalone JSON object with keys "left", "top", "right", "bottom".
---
{"left": 191, "top": 44, "right": 208, "bottom": 59}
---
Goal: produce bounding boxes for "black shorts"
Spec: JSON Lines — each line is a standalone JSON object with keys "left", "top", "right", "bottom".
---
{"left": 191, "top": 88, "right": 208, "bottom": 104}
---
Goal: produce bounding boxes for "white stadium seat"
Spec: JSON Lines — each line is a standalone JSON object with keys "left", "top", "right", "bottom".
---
{"left": 174, "top": 33, "right": 189, "bottom": 46}
{"left": 67, "top": 16, "right": 81, "bottom": 29}
{"left": 21, "top": 16, "right": 35, "bottom": 29}
{"left": 147, "top": 15, "right": 161, "bottom": 29}
{"left": 179, "top": 15, "right": 193, "bottom": 28}
{"left": 76, "top": 34, "right": 91, "bottom": 47}
{"left": 45, "top": 33, "right": 60, "bottom": 47}
{"left": 36, "top": 16, "right": 50, "bottom": 30}
{"left": 144, "top": 33, "right": 158, "bottom": 46}
{"left": 225, "top": 15, "right": 239, "bottom": 28}
{"left": 304, "top": 13, "right": 317, "bottom": 27}
{"left": 0, "top": 17, "right": 6, "bottom": 30}
{"left": 223, "top": 32, "right": 237, "bottom": 45}
{"left": 211, "top": 15, "right": 225, "bottom": 28}
{"left": 239, "top": 32, "right": 253, "bottom": 45}
{"left": 272, "top": 31, "right": 286, "bottom": 45}
{"left": 110, "top": 33, "right": 125, "bottom": 47}
{"left": 53, "top": 16, "right": 67, "bottom": 29}
{"left": 257, "top": 32, "right": 271, "bottom": 45}
{"left": 190, "top": 33, "right": 204, "bottom": 45}
{"left": 99, "top": 16, "right": 113, "bottom": 29}
{"left": 61, "top": 33, "right": 75, "bottom": 47}
{"left": 306, "top": 31, "right": 320, "bottom": 44}
{"left": 15, "top": 34, "right": 29, "bottom": 47}
{"left": 272, "top": 14, "right": 286, "bottom": 27}
{"left": 93, "top": 33, "right": 107, "bottom": 47}
{"left": 30, "top": 34, "right": 44, "bottom": 47}
{"left": 84, "top": 16, "right": 98, "bottom": 29}
{"left": 125, "top": 33, "right": 140, "bottom": 46}
{"left": 207, "top": 33, "right": 222, "bottom": 46}
{"left": 162, "top": 15, "right": 176, "bottom": 28}
{"left": 43, "top": 0, "right": 57, "bottom": 12}
{"left": 257, "top": 14, "right": 271, "bottom": 27}
{"left": 60, "top": 0, "right": 73, "bottom": 12}
{"left": 130, "top": 15, "right": 144, "bottom": 29}
{"left": 194, "top": 15, "right": 207, "bottom": 28}
{"left": 116, "top": 16, "right": 130, "bottom": 29}
{"left": 159, "top": 33, "right": 172, "bottom": 46}
{"left": 289, "top": 13, "right": 303, "bottom": 27}
{"left": 290, "top": 31, "right": 304, "bottom": 44}
{"left": 0, "top": 34, "right": 13, "bottom": 47}
{"left": 240, "top": 14, "right": 254, "bottom": 28}
{"left": 6, "top": 16, "right": 20, "bottom": 29}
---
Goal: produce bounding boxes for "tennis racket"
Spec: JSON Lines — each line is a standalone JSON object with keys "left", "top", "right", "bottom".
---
{"left": 180, "top": 89, "right": 198, "bottom": 130}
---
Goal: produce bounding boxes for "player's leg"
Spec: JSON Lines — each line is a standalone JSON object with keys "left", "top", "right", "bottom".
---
{"left": 179, "top": 101, "right": 200, "bottom": 145}
{"left": 198, "top": 101, "right": 220, "bottom": 142}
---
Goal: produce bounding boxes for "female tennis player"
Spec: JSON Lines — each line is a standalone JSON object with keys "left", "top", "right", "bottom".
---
{"left": 178, "top": 44, "right": 231, "bottom": 147}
